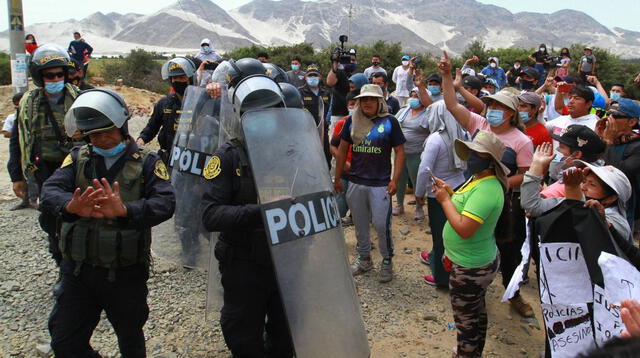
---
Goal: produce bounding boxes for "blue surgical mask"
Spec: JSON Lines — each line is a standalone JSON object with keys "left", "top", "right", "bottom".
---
{"left": 408, "top": 98, "right": 421, "bottom": 109}
{"left": 519, "top": 112, "right": 531, "bottom": 123}
{"left": 44, "top": 80, "right": 65, "bottom": 94}
{"left": 202, "top": 45, "right": 210, "bottom": 52}
{"left": 306, "top": 77, "right": 320, "bottom": 87}
{"left": 610, "top": 92, "right": 621, "bottom": 101}
{"left": 467, "top": 151, "right": 493, "bottom": 174}
{"left": 427, "top": 85, "right": 441, "bottom": 96}
{"left": 291, "top": 64, "right": 300, "bottom": 71}
{"left": 93, "top": 141, "right": 126, "bottom": 157}
{"left": 486, "top": 109, "right": 505, "bottom": 127}
{"left": 348, "top": 109, "right": 354, "bottom": 116}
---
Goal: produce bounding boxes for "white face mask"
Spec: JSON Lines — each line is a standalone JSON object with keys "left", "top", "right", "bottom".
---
{"left": 490, "top": 63, "right": 497, "bottom": 68}
{"left": 514, "top": 64, "right": 521, "bottom": 69}
{"left": 539, "top": 47, "right": 546, "bottom": 52}
{"left": 402, "top": 60, "right": 409, "bottom": 66}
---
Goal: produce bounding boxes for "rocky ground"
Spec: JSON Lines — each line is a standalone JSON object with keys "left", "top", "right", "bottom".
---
{"left": 0, "top": 85, "right": 544, "bottom": 357}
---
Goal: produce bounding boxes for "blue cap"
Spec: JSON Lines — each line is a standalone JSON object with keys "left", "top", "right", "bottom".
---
{"left": 611, "top": 98, "right": 640, "bottom": 119}
{"left": 401, "top": 55, "right": 410, "bottom": 60}
{"left": 592, "top": 92, "right": 606, "bottom": 109}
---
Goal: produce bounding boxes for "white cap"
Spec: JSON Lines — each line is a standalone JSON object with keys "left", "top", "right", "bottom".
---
{"left": 575, "top": 160, "right": 631, "bottom": 213}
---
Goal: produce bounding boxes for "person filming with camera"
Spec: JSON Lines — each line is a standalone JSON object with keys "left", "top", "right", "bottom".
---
{"left": 327, "top": 35, "right": 358, "bottom": 134}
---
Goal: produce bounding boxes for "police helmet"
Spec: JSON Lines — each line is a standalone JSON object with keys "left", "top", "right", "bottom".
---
{"left": 279, "top": 82, "right": 303, "bottom": 109}
{"left": 64, "top": 89, "right": 131, "bottom": 137}
{"left": 161, "top": 57, "right": 197, "bottom": 84}
{"left": 30, "top": 44, "right": 70, "bottom": 87}
{"left": 263, "top": 63, "right": 288, "bottom": 83}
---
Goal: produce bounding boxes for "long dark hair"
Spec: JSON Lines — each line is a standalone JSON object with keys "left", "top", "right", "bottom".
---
{"left": 538, "top": 44, "right": 548, "bottom": 55}
{"left": 560, "top": 47, "right": 571, "bottom": 59}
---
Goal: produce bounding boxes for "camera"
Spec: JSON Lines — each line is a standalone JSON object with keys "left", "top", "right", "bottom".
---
{"left": 331, "top": 35, "right": 354, "bottom": 65}
{"left": 412, "top": 56, "right": 422, "bottom": 65}
{"left": 547, "top": 55, "right": 562, "bottom": 69}
{"left": 204, "top": 62, "right": 218, "bottom": 71}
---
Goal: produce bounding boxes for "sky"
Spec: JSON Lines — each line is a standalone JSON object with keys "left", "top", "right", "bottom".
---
{"left": 2, "top": 0, "right": 639, "bottom": 32}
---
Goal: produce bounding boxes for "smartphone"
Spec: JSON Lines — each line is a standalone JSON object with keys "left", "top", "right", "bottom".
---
{"left": 558, "top": 83, "right": 574, "bottom": 93}
{"left": 425, "top": 167, "right": 436, "bottom": 185}
{"left": 204, "top": 62, "right": 218, "bottom": 71}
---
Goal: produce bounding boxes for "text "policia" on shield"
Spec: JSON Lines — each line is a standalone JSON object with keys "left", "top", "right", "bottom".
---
{"left": 262, "top": 191, "right": 340, "bottom": 246}
{"left": 169, "top": 146, "right": 212, "bottom": 177}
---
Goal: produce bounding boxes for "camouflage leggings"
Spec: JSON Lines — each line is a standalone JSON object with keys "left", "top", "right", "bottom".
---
{"left": 449, "top": 256, "right": 500, "bottom": 358}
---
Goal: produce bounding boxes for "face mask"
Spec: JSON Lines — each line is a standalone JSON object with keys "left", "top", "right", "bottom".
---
{"left": 408, "top": 98, "right": 421, "bottom": 109}
{"left": 610, "top": 92, "right": 621, "bottom": 101}
{"left": 427, "top": 85, "right": 441, "bottom": 95}
{"left": 202, "top": 46, "right": 210, "bottom": 52}
{"left": 348, "top": 109, "right": 354, "bottom": 116}
{"left": 467, "top": 151, "right": 493, "bottom": 174}
{"left": 563, "top": 98, "right": 570, "bottom": 106}
{"left": 306, "top": 77, "right": 320, "bottom": 87}
{"left": 401, "top": 60, "right": 409, "bottom": 66}
{"left": 514, "top": 64, "right": 521, "bottom": 69}
{"left": 519, "top": 111, "right": 531, "bottom": 123}
{"left": 490, "top": 63, "right": 497, "bottom": 68}
{"left": 344, "top": 63, "right": 357, "bottom": 73}
{"left": 93, "top": 141, "right": 126, "bottom": 157}
{"left": 539, "top": 47, "right": 545, "bottom": 52}
{"left": 291, "top": 64, "right": 300, "bottom": 71}
{"left": 372, "top": 61, "right": 380, "bottom": 66}
{"left": 172, "top": 81, "right": 188, "bottom": 96}
{"left": 44, "top": 80, "right": 65, "bottom": 94}
{"left": 486, "top": 109, "right": 505, "bottom": 127}
{"left": 520, "top": 80, "right": 534, "bottom": 90}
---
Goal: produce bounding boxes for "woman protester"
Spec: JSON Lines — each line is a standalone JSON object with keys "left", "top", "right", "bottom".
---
{"left": 393, "top": 87, "right": 429, "bottom": 220}
{"left": 529, "top": 44, "right": 549, "bottom": 84}
{"left": 415, "top": 101, "right": 468, "bottom": 287}
{"left": 440, "top": 51, "right": 536, "bottom": 318}
{"left": 432, "top": 130, "right": 508, "bottom": 358}
{"left": 556, "top": 48, "right": 571, "bottom": 79}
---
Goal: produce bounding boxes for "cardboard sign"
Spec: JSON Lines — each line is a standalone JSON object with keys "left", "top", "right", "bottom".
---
{"left": 539, "top": 242, "right": 592, "bottom": 304}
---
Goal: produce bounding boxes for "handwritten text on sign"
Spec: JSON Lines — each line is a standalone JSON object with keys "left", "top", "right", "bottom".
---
{"left": 539, "top": 243, "right": 592, "bottom": 304}
{"left": 542, "top": 303, "right": 595, "bottom": 358}
{"left": 599, "top": 252, "right": 640, "bottom": 305}
{"left": 593, "top": 285, "right": 623, "bottom": 346}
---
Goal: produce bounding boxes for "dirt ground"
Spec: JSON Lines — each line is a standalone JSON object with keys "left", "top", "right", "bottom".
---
{"left": 0, "top": 85, "right": 545, "bottom": 357}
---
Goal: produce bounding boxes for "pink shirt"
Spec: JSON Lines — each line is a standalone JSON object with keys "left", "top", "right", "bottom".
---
{"left": 467, "top": 112, "right": 534, "bottom": 169}
{"left": 541, "top": 182, "right": 565, "bottom": 198}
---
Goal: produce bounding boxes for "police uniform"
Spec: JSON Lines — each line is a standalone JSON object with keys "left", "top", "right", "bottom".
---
{"left": 40, "top": 139, "right": 175, "bottom": 357}
{"left": 299, "top": 84, "right": 332, "bottom": 165}
{"left": 201, "top": 140, "right": 294, "bottom": 357}
{"left": 138, "top": 93, "right": 182, "bottom": 160}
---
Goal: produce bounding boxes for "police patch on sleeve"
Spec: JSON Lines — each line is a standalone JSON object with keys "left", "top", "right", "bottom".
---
{"left": 60, "top": 154, "right": 73, "bottom": 168}
{"left": 154, "top": 160, "right": 170, "bottom": 180}
{"left": 203, "top": 156, "right": 222, "bottom": 180}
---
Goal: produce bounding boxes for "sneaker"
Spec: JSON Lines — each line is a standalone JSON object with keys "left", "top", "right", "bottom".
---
{"left": 350, "top": 256, "right": 373, "bottom": 276}
{"left": 419, "top": 251, "right": 430, "bottom": 265}
{"left": 510, "top": 295, "right": 535, "bottom": 318}
{"left": 392, "top": 205, "right": 404, "bottom": 216}
{"left": 377, "top": 259, "right": 393, "bottom": 283}
{"left": 414, "top": 206, "right": 425, "bottom": 221}
{"left": 423, "top": 275, "right": 437, "bottom": 286}
{"left": 10, "top": 201, "right": 31, "bottom": 211}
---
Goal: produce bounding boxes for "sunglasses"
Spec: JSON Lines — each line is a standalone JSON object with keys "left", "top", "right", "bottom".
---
{"left": 606, "top": 110, "right": 631, "bottom": 119}
{"left": 42, "top": 71, "right": 65, "bottom": 80}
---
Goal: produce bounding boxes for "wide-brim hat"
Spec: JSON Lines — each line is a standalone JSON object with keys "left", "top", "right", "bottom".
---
{"left": 481, "top": 91, "right": 519, "bottom": 112}
{"left": 454, "top": 131, "right": 510, "bottom": 189}
{"left": 354, "top": 84, "right": 384, "bottom": 99}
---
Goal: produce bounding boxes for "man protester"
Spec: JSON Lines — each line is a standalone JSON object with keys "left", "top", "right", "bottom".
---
{"left": 327, "top": 49, "right": 358, "bottom": 133}
{"left": 286, "top": 56, "right": 306, "bottom": 88}
{"left": 335, "top": 84, "right": 406, "bottom": 283}
{"left": 517, "top": 92, "right": 552, "bottom": 147}
{"left": 392, "top": 55, "right": 412, "bottom": 105}
{"left": 371, "top": 72, "right": 400, "bottom": 115}
{"left": 363, "top": 54, "right": 387, "bottom": 80}
{"left": 256, "top": 52, "right": 269, "bottom": 63}
{"left": 137, "top": 57, "right": 196, "bottom": 163}
{"left": 40, "top": 89, "right": 175, "bottom": 357}
{"left": 195, "top": 38, "right": 222, "bottom": 63}
{"left": 10, "top": 44, "right": 82, "bottom": 265}
{"left": 67, "top": 32, "right": 92, "bottom": 73}
{"left": 480, "top": 57, "right": 507, "bottom": 89}
{"left": 506, "top": 60, "right": 523, "bottom": 87}
{"left": 578, "top": 46, "right": 597, "bottom": 82}
{"left": 609, "top": 83, "right": 627, "bottom": 103}
{"left": 68, "top": 59, "right": 94, "bottom": 91}
{"left": 516, "top": 67, "right": 540, "bottom": 91}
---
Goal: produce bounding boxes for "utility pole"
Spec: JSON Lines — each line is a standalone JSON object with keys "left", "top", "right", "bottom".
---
{"left": 7, "top": 0, "right": 28, "bottom": 94}
{"left": 347, "top": 4, "right": 353, "bottom": 40}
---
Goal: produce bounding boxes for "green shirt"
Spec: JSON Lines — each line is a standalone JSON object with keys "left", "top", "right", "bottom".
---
{"left": 443, "top": 175, "right": 504, "bottom": 268}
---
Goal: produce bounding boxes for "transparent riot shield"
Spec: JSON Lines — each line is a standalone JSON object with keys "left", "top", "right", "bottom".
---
{"left": 151, "top": 85, "right": 219, "bottom": 269}
{"left": 241, "top": 108, "right": 370, "bottom": 358}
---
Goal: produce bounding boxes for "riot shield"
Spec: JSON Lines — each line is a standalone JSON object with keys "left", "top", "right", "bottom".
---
{"left": 151, "top": 85, "right": 219, "bottom": 269}
{"left": 242, "top": 108, "right": 370, "bottom": 357}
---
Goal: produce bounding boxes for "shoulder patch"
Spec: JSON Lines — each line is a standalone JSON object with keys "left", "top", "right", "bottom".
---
{"left": 203, "top": 156, "right": 222, "bottom": 180}
{"left": 154, "top": 160, "right": 170, "bottom": 180}
{"left": 60, "top": 154, "right": 73, "bottom": 168}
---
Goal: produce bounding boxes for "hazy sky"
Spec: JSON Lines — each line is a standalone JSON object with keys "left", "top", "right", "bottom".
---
{"left": 2, "top": 0, "right": 639, "bottom": 32}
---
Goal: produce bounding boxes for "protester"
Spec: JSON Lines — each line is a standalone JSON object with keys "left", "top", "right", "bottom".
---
{"left": 327, "top": 49, "right": 358, "bottom": 132}
{"left": 371, "top": 72, "right": 400, "bottom": 115}
{"left": 547, "top": 86, "right": 599, "bottom": 152}
{"left": 516, "top": 67, "right": 540, "bottom": 91}
{"left": 457, "top": 73, "right": 485, "bottom": 113}
{"left": 363, "top": 54, "right": 387, "bottom": 79}
{"left": 556, "top": 48, "right": 571, "bottom": 78}
{"left": 393, "top": 87, "right": 429, "bottom": 220}
{"left": 335, "top": 84, "right": 406, "bottom": 283}
{"left": 331, "top": 92, "right": 357, "bottom": 220}
{"left": 392, "top": 55, "right": 412, "bottom": 105}
{"left": 578, "top": 46, "right": 597, "bottom": 82}
{"left": 609, "top": 83, "right": 626, "bottom": 103}
{"left": 434, "top": 130, "right": 507, "bottom": 358}
{"left": 24, "top": 34, "right": 37, "bottom": 55}
{"left": 286, "top": 55, "right": 306, "bottom": 88}
{"left": 482, "top": 78, "right": 499, "bottom": 95}
{"left": 416, "top": 101, "right": 468, "bottom": 287}
{"left": 529, "top": 44, "right": 549, "bottom": 84}
{"left": 349, "top": 73, "right": 369, "bottom": 93}
{"left": 67, "top": 32, "right": 92, "bottom": 73}
{"left": 506, "top": 60, "right": 523, "bottom": 87}
{"left": 480, "top": 57, "right": 506, "bottom": 89}
{"left": 195, "top": 38, "right": 222, "bottom": 63}
{"left": 517, "top": 92, "right": 552, "bottom": 147}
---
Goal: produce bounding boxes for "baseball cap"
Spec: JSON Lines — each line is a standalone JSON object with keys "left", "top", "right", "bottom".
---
{"left": 426, "top": 73, "right": 442, "bottom": 84}
{"left": 401, "top": 55, "right": 410, "bottom": 61}
{"left": 550, "top": 125, "right": 606, "bottom": 161}
{"left": 519, "top": 67, "right": 539, "bottom": 80}
{"left": 481, "top": 90, "right": 519, "bottom": 112}
{"left": 518, "top": 92, "right": 542, "bottom": 110}
{"left": 305, "top": 64, "right": 321, "bottom": 76}
{"left": 609, "top": 98, "right": 640, "bottom": 119}
{"left": 462, "top": 76, "right": 483, "bottom": 91}
{"left": 461, "top": 67, "right": 476, "bottom": 77}
{"left": 354, "top": 84, "right": 384, "bottom": 99}
{"left": 584, "top": 46, "right": 592, "bottom": 51}
{"left": 454, "top": 130, "right": 510, "bottom": 189}
{"left": 574, "top": 160, "right": 631, "bottom": 212}
{"left": 201, "top": 38, "right": 210, "bottom": 46}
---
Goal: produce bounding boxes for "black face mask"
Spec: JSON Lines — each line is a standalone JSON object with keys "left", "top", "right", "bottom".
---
{"left": 520, "top": 80, "right": 535, "bottom": 90}
{"left": 467, "top": 151, "right": 493, "bottom": 174}
{"left": 372, "top": 61, "right": 380, "bottom": 66}
{"left": 172, "top": 81, "right": 188, "bottom": 96}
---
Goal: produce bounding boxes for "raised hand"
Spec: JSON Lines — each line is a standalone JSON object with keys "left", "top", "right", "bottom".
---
{"left": 91, "top": 178, "right": 127, "bottom": 218}
{"left": 438, "top": 51, "right": 452, "bottom": 77}
{"left": 621, "top": 299, "right": 640, "bottom": 338}
{"left": 66, "top": 186, "right": 102, "bottom": 217}
{"left": 453, "top": 68, "right": 463, "bottom": 89}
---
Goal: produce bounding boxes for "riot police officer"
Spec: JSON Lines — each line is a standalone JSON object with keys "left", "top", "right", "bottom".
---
{"left": 137, "top": 57, "right": 196, "bottom": 163}
{"left": 40, "top": 89, "right": 175, "bottom": 357}
{"left": 201, "top": 58, "right": 295, "bottom": 357}
{"left": 298, "top": 64, "right": 331, "bottom": 164}
{"left": 9, "top": 43, "right": 82, "bottom": 264}
{"left": 68, "top": 58, "right": 94, "bottom": 90}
